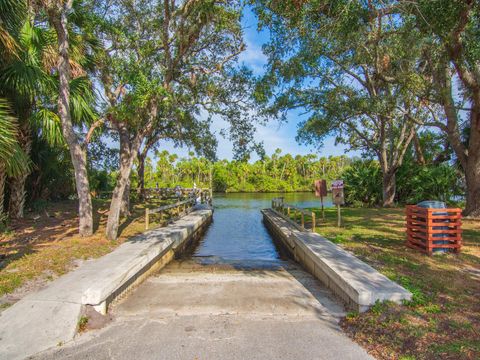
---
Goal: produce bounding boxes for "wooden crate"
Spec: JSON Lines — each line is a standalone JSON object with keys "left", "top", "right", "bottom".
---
{"left": 405, "top": 205, "right": 462, "bottom": 255}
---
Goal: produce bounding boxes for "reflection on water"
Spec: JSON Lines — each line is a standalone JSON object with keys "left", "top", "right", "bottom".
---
{"left": 193, "top": 192, "right": 332, "bottom": 261}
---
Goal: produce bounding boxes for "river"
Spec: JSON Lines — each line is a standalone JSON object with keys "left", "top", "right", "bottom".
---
{"left": 192, "top": 192, "right": 332, "bottom": 261}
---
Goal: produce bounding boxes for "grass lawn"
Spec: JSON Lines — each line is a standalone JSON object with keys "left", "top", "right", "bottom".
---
{"left": 0, "top": 198, "right": 176, "bottom": 301}
{"left": 308, "top": 207, "right": 480, "bottom": 360}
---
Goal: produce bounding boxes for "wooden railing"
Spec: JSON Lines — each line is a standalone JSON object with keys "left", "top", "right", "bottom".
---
{"left": 142, "top": 187, "right": 211, "bottom": 201}
{"left": 94, "top": 188, "right": 212, "bottom": 203}
{"left": 271, "top": 197, "right": 316, "bottom": 232}
{"left": 145, "top": 197, "right": 196, "bottom": 230}
{"left": 144, "top": 189, "right": 212, "bottom": 230}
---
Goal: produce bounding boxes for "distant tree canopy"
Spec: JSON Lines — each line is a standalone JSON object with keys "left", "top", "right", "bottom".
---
{"left": 136, "top": 149, "right": 350, "bottom": 193}
{"left": 130, "top": 146, "right": 462, "bottom": 206}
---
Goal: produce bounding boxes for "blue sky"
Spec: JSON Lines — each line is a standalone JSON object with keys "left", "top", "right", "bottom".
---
{"left": 160, "top": 6, "right": 354, "bottom": 161}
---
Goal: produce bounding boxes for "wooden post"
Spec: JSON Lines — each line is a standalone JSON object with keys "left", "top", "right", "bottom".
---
{"left": 209, "top": 166, "right": 213, "bottom": 199}
{"left": 301, "top": 212, "right": 305, "bottom": 228}
{"left": 287, "top": 206, "right": 291, "bottom": 217}
{"left": 337, "top": 204, "right": 341, "bottom": 227}
{"left": 320, "top": 193, "right": 325, "bottom": 220}
{"left": 311, "top": 212, "right": 316, "bottom": 232}
{"left": 145, "top": 208, "right": 150, "bottom": 230}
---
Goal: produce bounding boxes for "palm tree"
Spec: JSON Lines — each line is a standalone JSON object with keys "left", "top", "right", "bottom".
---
{"left": 1, "top": 2, "right": 97, "bottom": 220}
{"left": 0, "top": 100, "right": 29, "bottom": 217}
{"left": 38, "top": 0, "right": 99, "bottom": 235}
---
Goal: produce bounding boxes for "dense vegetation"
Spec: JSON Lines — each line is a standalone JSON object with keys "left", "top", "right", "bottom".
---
{"left": 136, "top": 150, "right": 349, "bottom": 192}
{"left": 0, "top": 0, "right": 260, "bottom": 239}
{"left": 127, "top": 143, "right": 461, "bottom": 205}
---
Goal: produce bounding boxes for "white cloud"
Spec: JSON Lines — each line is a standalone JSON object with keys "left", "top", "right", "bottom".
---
{"left": 238, "top": 36, "right": 267, "bottom": 76}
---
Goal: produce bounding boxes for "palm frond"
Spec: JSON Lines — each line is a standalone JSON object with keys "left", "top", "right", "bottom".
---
{"left": 30, "top": 108, "right": 64, "bottom": 146}
{"left": 0, "top": 0, "right": 26, "bottom": 34}
{"left": 0, "top": 99, "right": 18, "bottom": 161}
{"left": 0, "top": 98, "right": 29, "bottom": 176}
{"left": 0, "top": 25, "right": 20, "bottom": 58}
{"left": 70, "top": 76, "right": 97, "bottom": 125}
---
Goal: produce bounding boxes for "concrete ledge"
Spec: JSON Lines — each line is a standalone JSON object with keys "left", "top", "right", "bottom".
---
{"left": 0, "top": 206, "right": 212, "bottom": 360}
{"left": 262, "top": 209, "right": 411, "bottom": 312}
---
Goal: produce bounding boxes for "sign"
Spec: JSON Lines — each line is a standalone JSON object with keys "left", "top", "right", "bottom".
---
{"left": 332, "top": 179, "right": 344, "bottom": 206}
{"left": 332, "top": 188, "right": 345, "bottom": 205}
{"left": 331, "top": 179, "right": 344, "bottom": 190}
{"left": 314, "top": 180, "right": 327, "bottom": 197}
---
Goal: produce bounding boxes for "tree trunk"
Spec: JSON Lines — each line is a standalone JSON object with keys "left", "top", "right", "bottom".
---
{"left": 413, "top": 132, "right": 426, "bottom": 165}
{"left": 137, "top": 153, "right": 146, "bottom": 200}
{"left": 463, "top": 122, "right": 480, "bottom": 216}
{"left": 464, "top": 153, "right": 480, "bottom": 217}
{"left": 49, "top": 2, "right": 93, "bottom": 236}
{"left": 8, "top": 130, "right": 31, "bottom": 219}
{"left": 382, "top": 170, "right": 396, "bottom": 207}
{"left": 0, "top": 163, "right": 6, "bottom": 217}
{"left": 8, "top": 173, "right": 28, "bottom": 219}
{"left": 106, "top": 153, "right": 137, "bottom": 240}
{"left": 121, "top": 179, "right": 130, "bottom": 216}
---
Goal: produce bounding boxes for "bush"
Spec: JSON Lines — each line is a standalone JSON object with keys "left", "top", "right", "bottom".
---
{"left": 343, "top": 160, "right": 382, "bottom": 206}
{"left": 341, "top": 159, "right": 462, "bottom": 207}
{"left": 397, "top": 163, "right": 462, "bottom": 205}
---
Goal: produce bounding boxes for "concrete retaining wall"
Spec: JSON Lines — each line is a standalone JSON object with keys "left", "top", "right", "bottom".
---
{"left": 262, "top": 208, "right": 411, "bottom": 312}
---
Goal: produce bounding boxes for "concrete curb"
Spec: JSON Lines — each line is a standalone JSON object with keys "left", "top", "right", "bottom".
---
{"left": 262, "top": 208, "right": 412, "bottom": 312}
{"left": 0, "top": 207, "right": 212, "bottom": 360}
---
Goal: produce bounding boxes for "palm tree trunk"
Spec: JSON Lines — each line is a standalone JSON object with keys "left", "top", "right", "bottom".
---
{"left": 0, "top": 162, "right": 6, "bottom": 217}
{"left": 8, "top": 131, "right": 31, "bottom": 219}
{"left": 48, "top": 1, "right": 93, "bottom": 236}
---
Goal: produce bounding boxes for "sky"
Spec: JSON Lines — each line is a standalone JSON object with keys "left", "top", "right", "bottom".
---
{"left": 158, "top": 6, "right": 355, "bottom": 161}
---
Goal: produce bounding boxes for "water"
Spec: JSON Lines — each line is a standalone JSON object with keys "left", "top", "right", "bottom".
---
{"left": 193, "top": 192, "right": 332, "bottom": 261}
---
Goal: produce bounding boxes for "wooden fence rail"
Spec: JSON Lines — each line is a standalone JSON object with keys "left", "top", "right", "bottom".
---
{"left": 144, "top": 189, "right": 212, "bottom": 230}
{"left": 145, "top": 197, "right": 196, "bottom": 230}
{"left": 271, "top": 197, "right": 316, "bottom": 232}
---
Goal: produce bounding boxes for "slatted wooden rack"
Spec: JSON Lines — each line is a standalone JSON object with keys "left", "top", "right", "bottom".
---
{"left": 406, "top": 205, "right": 462, "bottom": 255}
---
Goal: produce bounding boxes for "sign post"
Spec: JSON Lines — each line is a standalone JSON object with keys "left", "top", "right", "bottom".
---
{"left": 331, "top": 180, "right": 344, "bottom": 227}
{"left": 314, "top": 180, "right": 327, "bottom": 220}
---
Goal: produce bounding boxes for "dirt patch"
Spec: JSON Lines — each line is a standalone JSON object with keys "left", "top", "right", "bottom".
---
{"left": 0, "top": 199, "right": 169, "bottom": 300}
{"left": 79, "top": 305, "right": 114, "bottom": 332}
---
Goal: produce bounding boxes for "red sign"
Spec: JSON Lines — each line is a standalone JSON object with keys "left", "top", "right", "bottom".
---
{"left": 315, "top": 180, "right": 327, "bottom": 197}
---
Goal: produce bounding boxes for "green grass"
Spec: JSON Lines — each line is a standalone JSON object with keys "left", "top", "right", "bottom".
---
{"left": 295, "top": 207, "right": 480, "bottom": 360}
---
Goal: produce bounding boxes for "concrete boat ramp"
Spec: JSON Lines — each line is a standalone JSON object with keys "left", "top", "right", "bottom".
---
{"left": 32, "top": 259, "right": 372, "bottom": 360}
{"left": 0, "top": 205, "right": 411, "bottom": 359}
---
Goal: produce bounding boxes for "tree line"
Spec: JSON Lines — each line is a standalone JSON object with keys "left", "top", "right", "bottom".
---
{"left": 135, "top": 149, "right": 350, "bottom": 192}
{"left": 129, "top": 146, "right": 460, "bottom": 205}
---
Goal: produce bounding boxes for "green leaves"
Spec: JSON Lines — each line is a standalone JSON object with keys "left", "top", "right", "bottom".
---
{"left": 0, "top": 99, "right": 29, "bottom": 177}
{"left": 30, "top": 109, "right": 63, "bottom": 146}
